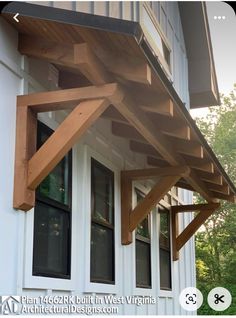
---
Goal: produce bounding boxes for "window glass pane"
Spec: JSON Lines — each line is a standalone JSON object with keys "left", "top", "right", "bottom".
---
{"left": 136, "top": 240, "right": 151, "bottom": 288}
{"left": 38, "top": 156, "right": 70, "bottom": 205}
{"left": 159, "top": 209, "right": 170, "bottom": 248}
{"left": 33, "top": 202, "right": 70, "bottom": 277}
{"left": 37, "top": 122, "right": 71, "bottom": 206}
{"left": 90, "top": 223, "right": 114, "bottom": 283}
{"left": 159, "top": 208, "right": 171, "bottom": 290}
{"left": 136, "top": 189, "right": 150, "bottom": 238}
{"left": 136, "top": 218, "right": 150, "bottom": 238}
{"left": 160, "top": 249, "right": 171, "bottom": 289}
{"left": 91, "top": 160, "right": 114, "bottom": 224}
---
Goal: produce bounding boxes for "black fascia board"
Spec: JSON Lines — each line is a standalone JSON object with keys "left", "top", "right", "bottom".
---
{"left": 2, "top": 1, "right": 143, "bottom": 42}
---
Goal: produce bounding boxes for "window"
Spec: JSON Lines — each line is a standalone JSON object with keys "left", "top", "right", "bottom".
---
{"left": 141, "top": 3, "right": 172, "bottom": 74}
{"left": 33, "top": 122, "right": 72, "bottom": 279}
{"left": 135, "top": 189, "right": 152, "bottom": 289}
{"left": 159, "top": 205, "right": 172, "bottom": 290}
{"left": 90, "top": 158, "right": 115, "bottom": 284}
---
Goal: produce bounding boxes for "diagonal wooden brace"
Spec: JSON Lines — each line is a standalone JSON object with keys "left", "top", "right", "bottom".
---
{"left": 28, "top": 98, "right": 109, "bottom": 190}
{"left": 14, "top": 98, "right": 109, "bottom": 211}
{"left": 171, "top": 202, "right": 220, "bottom": 260}
{"left": 121, "top": 166, "right": 190, "bottom": 245}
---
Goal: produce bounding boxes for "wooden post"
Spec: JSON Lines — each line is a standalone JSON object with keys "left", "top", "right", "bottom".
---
{"left": 13, "top": 104, "right": 37, "bottom": 210}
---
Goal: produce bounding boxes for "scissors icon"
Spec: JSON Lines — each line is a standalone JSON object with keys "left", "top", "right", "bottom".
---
{"left": 214, "top": 293, "right": 225, "bottom": 304}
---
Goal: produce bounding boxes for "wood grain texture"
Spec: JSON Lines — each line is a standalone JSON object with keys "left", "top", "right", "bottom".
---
{"left": 13, "top": 105, "right": 37, "bottom": 210}
{"left": 176, "top": 203, "right": 220, "bottom": 251}
{"left": 121, "top": 166, "right": 190, "bottom": 181}
{"left": 129, "top": 175, "right": 182, "bottom": 232}
{"left": 28, "top": 99, "right": 109, "bottom": 189}
{"left": 18, "top": 83, "right": 121, "bottom": 112}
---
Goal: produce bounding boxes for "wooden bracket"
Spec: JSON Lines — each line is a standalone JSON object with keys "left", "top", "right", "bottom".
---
{"left": 171, "top": 202, "right": 220, "bottom": 261}
{"left": 121, "top": 166, "right": 190, "bottom": 245}
{"left": 13, "top": 83, "right": 123, "bottom": 211}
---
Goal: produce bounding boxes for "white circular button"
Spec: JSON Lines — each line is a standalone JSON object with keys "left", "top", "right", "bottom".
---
{"left": 179, "top": 287, "right": 203, "bottom": 312}
{"left": 208, "top": 287, "right": 232, "bottom": 311}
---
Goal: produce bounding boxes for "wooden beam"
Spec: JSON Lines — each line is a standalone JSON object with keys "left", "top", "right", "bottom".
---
{"left": 109, "top": 94, "right": 184, "bottom": 166}
{"left": 196, "top": 170, "right": 223, "bottom": 185}
{"left": 175, "top": 181, "right": 194, "bottom": 192}
{"left": 148, "top": 155, "right": 214, "bottom": 174}
{"left": 74, "top": 43, "right": 112, "bottom": 85}
{"left": 147, "top": 156, "right": 169, "bottom": 168}
{"left": 204, "top": 182, "right": 230, "bottom": 195}
{"left": 103, "top": 54, "right": 152, "bottom": 85}
{"left": 18, "top": 83, "right": 122, "bottom": 112}
{"left": 132, "top": 89, "right": 174, "bottom": 117}
{"left": 148, "top": 113, "right": 191, "bottom": 140}
{"left": 13, "top": 105, "right": 37, "bottom": 211}
{"left": 210, "top": 192, "right": 236, "bottom": 203}
{"left": 129, "top": 175, "right": 183, "bottom": 232}
{"left": 182, "top": 155, "right": 214, "bottom": 173}
{"left": 28, "top": 99, "right": 109, "bottom": 190}
{"left": 19, "top": 35, "right": 112, "bottom": 85}
{"left": 108, "top": 94, "right": 214, "bottom": 202}
{"left": 188, "top": 169, "right": 218, "bottom": 203}
{"left": 19, "top": 34, "right": 75, "bottom": 68}
{"left": 168, "top": 137, "right": 204, "bottom": 158}
{"left": 130, "top": 141, "right": 162, "bottom": 158}
{"left": 171, "top": 202, "right": 220, "bottom": 260}
{"left": 102, "top": 106, "right": 128, "bottom": 123}
{"left": 122, "top": 166, "right": 190, "bottom": 181}
{"left": 140, "top": 96, "right": 174, "bottom": 116}
{"left": 121, "top": 172, "right": 133, "bottom": 245}
{"left": 147, "top": 156, "right": 222, "bottom": 198}
{"left": 58, "top": 40, "right": 215, "bottom": 203}
{"left": 176, "top": 203, "right": 220, "bottom": 251}
{"left": 112, "top": 117, "right": 190, "bottom": 141}
{"left": 112, "top": 122, "right": 144, "bottom": 141}
{"left": 171, "top": 203, "right": 220, "bottom": 213}
{"left": 19, "top": 34, "right": 152, "bottom": 86}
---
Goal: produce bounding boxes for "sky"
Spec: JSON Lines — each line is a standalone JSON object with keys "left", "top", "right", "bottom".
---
{"left": 191, "top": 1, "right": 236, "bottom": 118}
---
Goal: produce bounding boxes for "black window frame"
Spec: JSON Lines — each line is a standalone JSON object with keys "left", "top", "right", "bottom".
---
{"left": 159, "top": 205, "right": 172, "bottom": 291}
{"left": 135, "top": 188, "right": 152, "bottom": 289}
{"left": 90, "top": 158, "right": 115, "bottom": 285}
{"left": 32, "top": 121, "right": 72, "bottom": 279}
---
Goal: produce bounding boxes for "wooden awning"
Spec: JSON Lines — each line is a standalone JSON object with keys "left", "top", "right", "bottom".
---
{"left": 2, "top": 3, "right": 236, "bottom": 257}
{"left": 3, "top": 3, "right": 235, "bottom": 203}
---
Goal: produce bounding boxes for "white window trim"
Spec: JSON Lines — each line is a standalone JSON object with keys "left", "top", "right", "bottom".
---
{"left": 83, "top": 145, "right": 121, "bottom": 294}
{"left": 140, "top": 2, "right": 173, "bottom": 80}
{"left": 131, "top": 182, "right": 157, "bottom": 297}
{"left": 23, "top": 116, "right": 77, "bottom": 291}
{"left": 157, "top": 202, "right": 174, "bottom": 298}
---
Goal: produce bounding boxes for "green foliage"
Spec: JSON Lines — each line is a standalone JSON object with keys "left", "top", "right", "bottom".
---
{"left": 194, "top": 85, "right": 236, "bottom": 315}
{"left": 198, "top": 283, "right": 236, "bottom": 315}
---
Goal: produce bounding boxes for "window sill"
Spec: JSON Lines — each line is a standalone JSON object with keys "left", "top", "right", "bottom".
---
{"left": 158, "top": 289, "right": 174, "bottom": 298}
{"left": 84, "top": 281, "right": 119, "bottom": 294}
{"left": 24, "top": 275, "right": 75, "bottom": 291}
{"left": 132, "top": 287, "right": 156, "bottom": 297}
